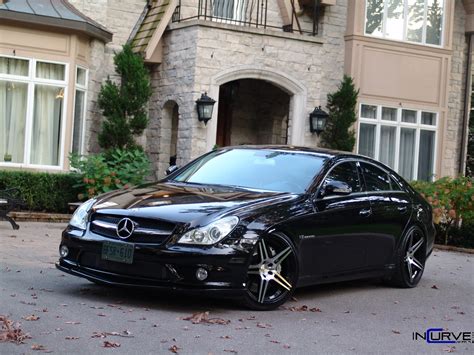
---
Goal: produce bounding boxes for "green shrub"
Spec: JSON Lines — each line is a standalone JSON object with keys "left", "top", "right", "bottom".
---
{"left": 70, "top": 148, "right": 151, "bottom": 200}
{"left": 0, "top": 170, "right": 80, "bottom": 213}
{"left": 411, "top": 176, "right": 474, "bottom": 246}
{"left": 449, "top": 222, "right": 474, "bottom": 249}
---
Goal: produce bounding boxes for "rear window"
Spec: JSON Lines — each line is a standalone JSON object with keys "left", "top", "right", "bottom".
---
{"left": 360, "top": 162, "right": 391, "bottom": 192}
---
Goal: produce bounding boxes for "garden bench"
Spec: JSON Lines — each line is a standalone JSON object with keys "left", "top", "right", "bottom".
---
{"left": 0, "top": 188, "right": 25, "bottom": 230}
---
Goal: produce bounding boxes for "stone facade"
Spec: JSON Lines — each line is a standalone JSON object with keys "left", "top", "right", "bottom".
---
{"left": 68, "top": 0, "right": 146, "bottom": 153}
{"left": 144, "top": 1, "right": 348, "bottom": 177}
{"left": 55, "top": 0, "right": 470, "bottom": 180}
{"left": 445, "top": 0, "right": 468, "bottom": 177}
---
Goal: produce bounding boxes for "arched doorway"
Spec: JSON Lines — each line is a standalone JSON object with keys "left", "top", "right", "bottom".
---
{"left": 159, "top": 100, "right": 179, "bottom": 175}
{"left": 206, "top": 66, "right": 307, "bottom": 151}
{"left": 216, "top": 79, "right": 290, "bottom": 147}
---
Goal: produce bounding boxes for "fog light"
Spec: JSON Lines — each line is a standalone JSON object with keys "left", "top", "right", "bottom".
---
{"left": 59, "top": 245, "right": 69, "bottom": 258}
{"left": 195, "top": 267, "right": 208, "bottom": 281}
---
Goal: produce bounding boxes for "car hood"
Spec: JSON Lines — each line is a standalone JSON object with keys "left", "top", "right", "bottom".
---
{"left": 91, "top": 182, "right": 297, "bottom": 226}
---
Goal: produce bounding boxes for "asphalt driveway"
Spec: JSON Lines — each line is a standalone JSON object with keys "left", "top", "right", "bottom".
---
{"left": 1, "top": 222, "right": 473, "bottom": 354}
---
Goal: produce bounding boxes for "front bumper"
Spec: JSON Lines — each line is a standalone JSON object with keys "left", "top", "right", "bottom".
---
{"left": 56, "top": 227, "right": 250, "bottom": 297}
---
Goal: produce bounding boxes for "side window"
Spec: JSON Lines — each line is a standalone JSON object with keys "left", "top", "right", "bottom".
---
{"left": 324, "top": 162, "right": 362, "bottom": 193}
{"left": 390, "top": 175, "right": 403, "bottom": 191}
{"left": 360, "top": 162, "right": 391, "bottom": 192}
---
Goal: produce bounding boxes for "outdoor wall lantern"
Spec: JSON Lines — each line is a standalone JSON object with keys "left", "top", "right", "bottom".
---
{"left": 309, "top": 106, "right": 329, "bottom": 135}
{"left": 196, "top": 92, "right": 216, "bottom": 125}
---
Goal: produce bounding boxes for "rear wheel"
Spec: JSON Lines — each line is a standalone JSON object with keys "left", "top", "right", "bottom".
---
{"left": 390, "top": 226, "right": 426, "bottom": 288}
{"left": 242, "top": 233, "right": 298, "bottom": 310}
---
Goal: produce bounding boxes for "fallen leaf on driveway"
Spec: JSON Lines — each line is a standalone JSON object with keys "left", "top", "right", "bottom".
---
{"left": 31, "top": 344, "right": 46, "bottom": 351}
{"left": 103, "top": 341, "right": 121, "bottom": 348}
{"left": 65, "top": 321, "right": 81, "bottom": 325}
{"left": 23, "top": 314, "right": 40, "bottom": 321}
{"left": 92, "top": 332, "right": 107, "bottom": 339}
{"left": 0, "top": 315, "right": 31, "bottom": 344}
{"left": 392, "top": 330, "right": 401, "bottom": 334}
{"left": 223, "top": 350, "right": 237, "bottom": 354}
{"left": 182, "top": 311, "right": 230, "bottom": 325}
{"left": 169, "top": 344, "right": 180, "bottom": 353}
{"left": 442, "top": 346, "right": 456, "bottom": 352}
{"left": 431, "top": 285, "right": 439, "bottom": 289}
{"left": 65, "top": 336, "right": 79, "bottom": 340}
{"left": 256, "top": 322, "right": 272, "bottom": 329}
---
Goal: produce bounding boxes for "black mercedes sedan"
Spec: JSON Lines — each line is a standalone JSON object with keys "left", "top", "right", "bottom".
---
{"left": 56, "top": 146, "right": 435, "bottom": 310}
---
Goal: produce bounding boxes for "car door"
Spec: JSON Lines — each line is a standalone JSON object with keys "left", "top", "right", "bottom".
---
{"left": 358, "top": 162, "right": 412, "bottom": 268}
{"left": 297, "top": 161, "right": 373, "bottom": 278}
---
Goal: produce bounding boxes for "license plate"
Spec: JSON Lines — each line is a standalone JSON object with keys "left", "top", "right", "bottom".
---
{"left": 101, "top": 241, "right": 134, "bottom": 264}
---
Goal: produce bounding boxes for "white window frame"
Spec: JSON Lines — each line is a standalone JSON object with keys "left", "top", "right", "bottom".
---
{"left": 364, "top": 0, "right": 446, "bottom": 48}
{"left": 0, "top": 54, "right": 68, "bottom": 170}
{"left": 71, "top": 65, "right": 88, "bottom": 155}
{"left": 356, "top": 103, "right": 438, "bottom": 181}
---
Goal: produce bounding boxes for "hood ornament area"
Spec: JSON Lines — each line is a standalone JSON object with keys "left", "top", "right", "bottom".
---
{"left": 116, "top": 218, "right": 135, "bottom": 239}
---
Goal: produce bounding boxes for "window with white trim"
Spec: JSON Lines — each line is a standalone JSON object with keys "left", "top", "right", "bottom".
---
{"left": 0, "top": 56, "right": 67, "bottom": 168}
{"left": 72, "top": 66, "right": 88, "bottom": 155}
{"left": 365, "top": 0, "right": 444, "bottom": 46}
{"left": 357, "top": 104, "right": 437, "bottom": 182}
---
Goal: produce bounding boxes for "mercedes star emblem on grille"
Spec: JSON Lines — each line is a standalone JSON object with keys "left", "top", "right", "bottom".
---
{"left": 116, "top": 218, "right": 135, "bottom": 239}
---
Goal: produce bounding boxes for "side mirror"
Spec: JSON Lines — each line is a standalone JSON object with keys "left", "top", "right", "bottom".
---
{"left": 321, "top": 180, "right": 352, "bottom": 198}
{"left": 166, "top": 165, "right": 179, "bottom": 175}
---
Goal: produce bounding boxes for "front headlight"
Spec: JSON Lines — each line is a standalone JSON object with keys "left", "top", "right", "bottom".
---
{"left": 177, "top": 216, "right": 239, "bottom": 245}
{"left": 69, "top": 198, "right": 96, "bottom": 230}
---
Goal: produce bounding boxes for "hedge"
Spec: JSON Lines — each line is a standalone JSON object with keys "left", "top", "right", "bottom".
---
{"left": 411, "top": 176, "right": 474, "bottom": 249}
{"left": 0, "top": 170, "right": 80, "bottom": 213}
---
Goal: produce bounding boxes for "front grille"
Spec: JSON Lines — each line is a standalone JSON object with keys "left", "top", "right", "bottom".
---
{"left": 79, "top": 252, "right": 168, "bottom": 280}
{"left": 89, "top": 213, "right": 175, "bottom": 244}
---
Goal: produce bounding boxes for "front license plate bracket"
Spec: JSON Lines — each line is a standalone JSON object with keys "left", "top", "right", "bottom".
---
{"left": 101, "top": 241, "right": 134, "bottom": 264}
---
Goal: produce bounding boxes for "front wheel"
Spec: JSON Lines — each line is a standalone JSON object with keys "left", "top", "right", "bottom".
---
{"left": 242, "top": 233, "right": 298, "bottom": 310}
{"left": 389, "top": 226, "right": 426, "bottom": 288}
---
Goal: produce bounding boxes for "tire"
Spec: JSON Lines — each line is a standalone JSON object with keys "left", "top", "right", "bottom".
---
{"left": 389, "top": 225, "right": 427, "bottom": 288}
{"left": 241, "top": 232, "right": 298, "bottom": 311}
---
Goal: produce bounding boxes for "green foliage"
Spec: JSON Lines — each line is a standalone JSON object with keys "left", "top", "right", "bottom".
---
{"left": 70, "top": 148, "right": 151, "bottom": 200}
{"left": 98, "top": 44, "right": 151, "bottom": 150}
{"left": 411, "top": 176, "right": 474, "bottom": 246}
{"left": 0, "top": 170, "right": 79, "bottom": 213}
{"left": 320, "top": 75, "right": 359, "bottom": 151}
{"left": 449, "top": 222, "right": 474, "bottom": 249}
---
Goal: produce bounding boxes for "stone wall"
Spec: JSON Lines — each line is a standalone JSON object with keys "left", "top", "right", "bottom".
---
{"left": 69, "top": 0, "right": 147, "bottom": 153}
{"left": 225, "top": 79, "right": 290, "bottom": 146}
{"left": 444, "top": 1, "right": 468, "bottom": 177}
{"left": 147, "top": 1, "right": 347, "bottom": 177}
{"left": 147, "top": 26, "right": 199, "bottom": 178}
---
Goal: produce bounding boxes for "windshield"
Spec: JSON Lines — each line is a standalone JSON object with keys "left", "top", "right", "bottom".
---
{"left": 171, "top": 149, "right": 327, "bottom": 194}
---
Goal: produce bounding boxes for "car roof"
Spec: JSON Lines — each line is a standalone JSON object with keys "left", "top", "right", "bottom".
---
{"left": 219, "top": 144, "right": 358, "bottom": 159}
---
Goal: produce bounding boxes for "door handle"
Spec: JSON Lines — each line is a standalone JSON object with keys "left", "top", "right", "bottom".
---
{"left": 359, "top": 208, "right": 372, "bottom": 217}
{"left": 397, "top": 206, "right": 408, "bottom": 214}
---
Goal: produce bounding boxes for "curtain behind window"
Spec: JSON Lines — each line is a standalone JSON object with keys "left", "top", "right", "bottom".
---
{"left": 379, "top": 126, "right": 396, "bottom": 168}
{"left": 31, "top": 84, "right": 63, "bottom": 166}
{"left": 399, "top": 128, "right": 416, "bottom": 180}
{"left": 0, "top": 80, "right": 27, "bottom": 163}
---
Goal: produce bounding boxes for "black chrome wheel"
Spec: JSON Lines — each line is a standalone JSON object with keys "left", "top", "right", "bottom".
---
{"left": 390, "top": 226, "right": 426, "bottom": 288}
{"left": 242, "top": 233, "right": 298, "bottom": 310}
